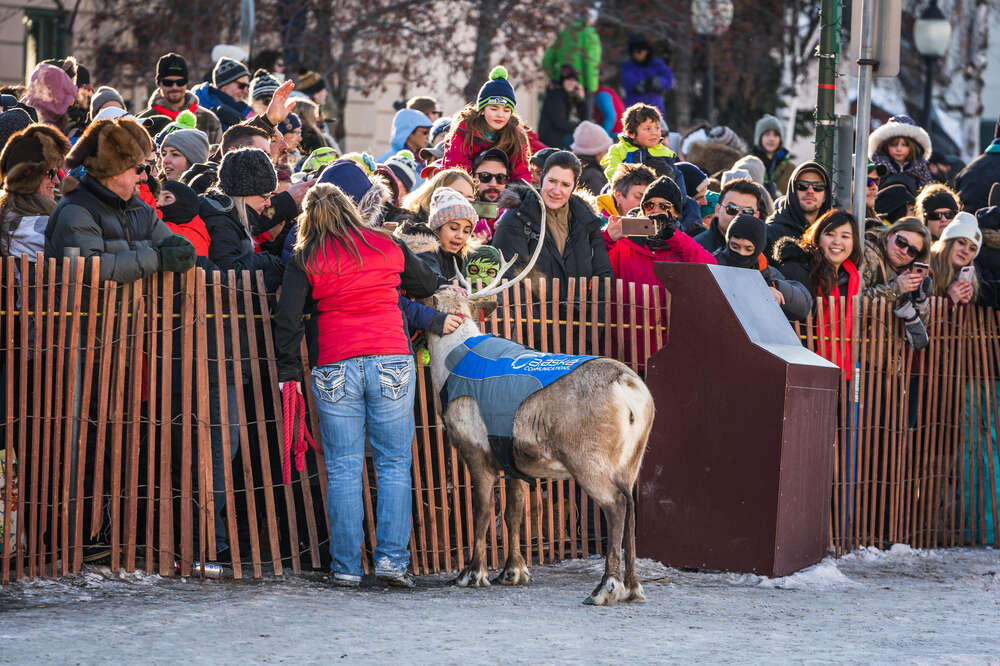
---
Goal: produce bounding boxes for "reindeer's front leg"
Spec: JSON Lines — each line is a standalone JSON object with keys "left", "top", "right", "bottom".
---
{"left": 454, "top": 461, "right": 497, "bottom": 588}
{"left": 494, "top": 475, "right": 530, "bottom": 585}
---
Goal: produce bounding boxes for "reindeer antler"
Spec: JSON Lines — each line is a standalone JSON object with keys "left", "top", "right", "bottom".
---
{"left": 452, "top": 258, "right": 472, "bottom": 293}
{"left": 466, "top": 182, "right": 547, "bottom": 299}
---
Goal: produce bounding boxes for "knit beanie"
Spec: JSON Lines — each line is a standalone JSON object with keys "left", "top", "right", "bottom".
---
{"left": 300, "top": 146, "right": 340, "bottom": 175}
{"left": 156, "top": 53, "right": 189, "bottom": 83}
{"left": 429, "top": 186, "right": 478, "bottom": 230}
{"left": 919, "top": 188, "right": 959, "bottom": 214}
{"left": 725, "top": 214, "right": 767, "bottom": 255}
{"left": 180, "top": 161, "right": 218, "bottom": 194}
{"left": 159, "top": 179, "right": 200, "bottom": 224}
{"left": 218, "top": 147, "right": 276, "bottom": 197}
{"left": 753, "top": 114, "right": 783, "bottom": 148}
{"left": 731, "top": 155, "right": 767, "bottom": 186}
{"left": 429, "top": 116, "right": 451, "bottom": 146}
{"left": 212, "top": 57, "right": 250, "bottom": 88}
{"left": 720, "top": 168, "right": 752, "bottom": 187}
{"left": 0, "top": 109, "right": 33, "bottom": 154}
{"left": 570, "top": 120, "right": 612, "bottom": 157}
{"left": 675, "top": 162, "right": 708, "bottom": 197}
{"left": 277, "top": 113, "right": 301, "bottom": 134}
{"left": 74, "top": 64, "right": 90, "bottom": 87}
{"left": 529, "top": 147, "right": 557, "bottom": 169}
{"left": 297, "top": 70, "right": 326, "bottom": 96}
{"left": 477, "top": 66, "right": 516, "bottom": 111}
{"left": 0, "top": 124, "right": 71, "bottom": 194}
{"left": 163, "top": 128, "right": 210, "bottom": 166}
{"left": 939, "top": 212, "right": 983, "bottom": 256}
{"left": 874, "top": 183, "right": 916, "bottom": 222}
{"left": 250, "top": 69, "right": 280, "bottom": 100}
{"left": 317, "top": 160, "right": 372, "bottom": 205}
{"left": 141, "top": 114, "right": 172, "bottom": 139}
{"left": 89, "top": 86, "right": 126, "bottom": 119}
{"left": 641, "top": 175, "right": 683, "bottom": 213}
{"left": 385, "top": 149, "right": 417, "bottom": 192}
{"left": 25, "top": 63, "right": 77, "bottom": 122}
{"left": 706, "top": 125, "right": 748, "bottom": 154}
{"left": 340, "top": 152, "right": 376, "bottom": 175}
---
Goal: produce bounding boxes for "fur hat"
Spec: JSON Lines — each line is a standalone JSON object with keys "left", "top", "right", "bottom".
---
{"left": 753, "top": 115, "right": 783, "bottom": 148}
{"left": 65, "top": 118, "right": 152, "bottom": 179}
{"left": 429, "top": 186, "right": 478, "bottom": 230}
{"left": 212, "top": 57, "right": 250, "bottom": 88}
{"left": 939, "top": 212, "right": 982, "bottom": 256}
{"left": 868, "top": 114, "right": 932, "bottom": 161}
{"left": 218, "top": 147, "right": 276, "bottom": 197}
{"left": 641, "top": 175, "right": 683, "bottom": 213}
{"left": 0, "top": 124, "right": 70, "bottom": 194}
{"left": 89, "top": 86, "right": 126, "bottom": 120}
{"left": 25, "top": 63, "right": 77, "bottom": 122}
{"left": 163, "top": 128, "right": 209, "bottom": 166}
{"left": 0, "top": 109, "right": 33, "bottom": 154}
{"left": 385, "top": 150, "right": 418, "bottom": 192}
{"left": 477, "top": 66, "right": 516, "bottom": 111}
{"left": 570, "top": 121, "right": 613, "bottom": 157}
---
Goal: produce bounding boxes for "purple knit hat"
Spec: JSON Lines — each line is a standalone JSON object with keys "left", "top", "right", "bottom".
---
{"left": 25, "top": 64, "right": 77, "bottom": 123}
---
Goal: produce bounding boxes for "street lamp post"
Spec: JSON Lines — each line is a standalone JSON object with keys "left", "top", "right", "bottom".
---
{"left": 691, "top": 0, "right": 734, "bottom": 124}
{"left": 913, "top": 0, "right": 952, "bottom": 129}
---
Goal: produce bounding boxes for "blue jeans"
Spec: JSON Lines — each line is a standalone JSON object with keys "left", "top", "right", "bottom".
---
{"left": 311, "top": 354, "right": 415, "bottom": 579}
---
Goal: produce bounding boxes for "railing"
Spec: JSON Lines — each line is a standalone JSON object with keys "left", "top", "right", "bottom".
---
{"left": 0, "top": 257, "right": 997, "bottom": 583}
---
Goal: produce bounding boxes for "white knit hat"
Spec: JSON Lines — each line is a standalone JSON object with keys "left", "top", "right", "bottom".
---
{"left": 429, "top": 187, "right": 478, "bottom": 231}
{"left": 939, "top": 211, "right": 983, "bottom": 257}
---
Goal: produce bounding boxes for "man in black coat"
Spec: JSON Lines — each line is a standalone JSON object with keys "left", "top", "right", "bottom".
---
{"left": 694, "top": 178, "right": 767, "bottom": 254}
{"left": 955, "top": 116, "right": 1000, "bottom": 213}
{"left": 537, "top": 67, "right": 587, "bottom": 149}
{"left": 764, "top": 161, "right": 832, "bottom": 256}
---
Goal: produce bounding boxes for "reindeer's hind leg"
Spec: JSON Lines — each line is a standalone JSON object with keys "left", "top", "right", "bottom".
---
{"left": 494, "top": 476, "right": 530, "bottom": 585}
{"left": 622, "top": 489, "right": 644, "bottom": 602}
{"left": 583, "top": 488, "right": 628, "bottom": 606}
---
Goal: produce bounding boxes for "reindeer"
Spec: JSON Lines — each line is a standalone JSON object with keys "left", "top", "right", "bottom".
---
{"left": 422, "top": 189, "right": 654, "bottom": 606}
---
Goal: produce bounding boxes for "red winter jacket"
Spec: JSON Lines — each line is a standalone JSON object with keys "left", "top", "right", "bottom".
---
{"left": 604, "top": 229, "right": 716, "bottom": 367}
{"left": 439, "top": 120, "right": 532, "bottom": 184}
{"left": 166, "top": 215, "right": 211, "bottom": 258}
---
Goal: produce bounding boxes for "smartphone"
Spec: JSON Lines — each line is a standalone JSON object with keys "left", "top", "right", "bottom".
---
{"left": 472, "top": 201, "right": 499, "bottom": 219}
{"left": 958, "top": 266, "right": 975, "bottom": 282}
{"left": 621, "top": 216, "right": 656, "bottom": 237}
{"left": 911, "top": 261, "right": 930, "bottom": 277}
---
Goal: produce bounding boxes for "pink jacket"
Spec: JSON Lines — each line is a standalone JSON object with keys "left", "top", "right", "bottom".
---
{"left": 439, "top": 121, "right": 532, "bottom": 184}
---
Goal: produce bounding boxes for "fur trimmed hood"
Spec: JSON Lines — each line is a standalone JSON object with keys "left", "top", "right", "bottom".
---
{"left": 868, "top": 115, "right": 932, "bottom": 161}
{"left": 357, "top": 177, "right": 391, "bottom": 227}
{"left": 65, "top": 118, "right": 152, "bottom": 179}
{"left": 393, "top": 220, "right": 440, "bottom": 255}
{"left": 0, "top": 123, "right": 70, "bottom": 194}
{"left": 773, "top": 235, "right": 809, "bottom": 265}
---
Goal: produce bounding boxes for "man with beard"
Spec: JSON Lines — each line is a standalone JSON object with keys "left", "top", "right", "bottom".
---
{"left": 138, "top": 53, "right": 222, "bottom": 145}
{"left": 764, "top": 161, "right": 832, "bottom": 255}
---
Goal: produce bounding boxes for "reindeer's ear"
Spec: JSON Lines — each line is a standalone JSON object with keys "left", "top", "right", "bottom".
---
{"left": 469, "top": 299, "right": 498, "bottom": 321}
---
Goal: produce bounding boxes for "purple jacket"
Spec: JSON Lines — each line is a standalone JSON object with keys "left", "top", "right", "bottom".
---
{"left": 621, "top": 57, "right": 674, "bottom": 117}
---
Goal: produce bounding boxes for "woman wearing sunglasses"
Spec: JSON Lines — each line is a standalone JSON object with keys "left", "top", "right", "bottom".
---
{"left": 915, "top": 183, "right": 961, "bottom": 240}
{"left": 861, "top": 217, "right": 931, "bottom": 316}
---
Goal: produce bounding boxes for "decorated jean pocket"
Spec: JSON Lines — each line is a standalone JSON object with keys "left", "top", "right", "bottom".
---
{"left": 376, "top": 358, "right": 412, "bottom": 401}
{"left": 311, "top": 364, "right": 346, "bottom": 403}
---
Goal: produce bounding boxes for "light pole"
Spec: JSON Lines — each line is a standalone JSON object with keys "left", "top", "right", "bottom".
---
{"left": 691, "top": 0, "right": 734, "bottom": 124}
{"left": 913, "top": 0, "right": 951, "bottom": 129}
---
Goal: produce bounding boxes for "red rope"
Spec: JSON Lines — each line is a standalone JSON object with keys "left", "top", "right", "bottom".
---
{"left": 282, "top": 382, "right": 319, "bottom": 485}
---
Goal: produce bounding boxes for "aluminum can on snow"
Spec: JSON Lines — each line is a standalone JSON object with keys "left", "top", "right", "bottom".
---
{"left": 175, "top": 560, "right": 224, "bottom": 578}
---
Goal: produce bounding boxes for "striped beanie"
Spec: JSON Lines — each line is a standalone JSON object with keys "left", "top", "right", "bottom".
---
{"left": 477, "top": 66, "right": 516, "bottom": 111}
{"left": 429, "top": 187, "right": 478, "bottom": 230}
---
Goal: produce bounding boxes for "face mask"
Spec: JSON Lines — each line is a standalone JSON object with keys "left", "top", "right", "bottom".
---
{"left": 465, "top": 247, "right": 502, "bottom": 283}
{"left": 721, "top": 245, "right": 760, "bottom": 270}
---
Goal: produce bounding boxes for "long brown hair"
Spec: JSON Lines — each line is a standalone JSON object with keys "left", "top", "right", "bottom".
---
{"left": 799, "top": 209, "right": 862, "bottom": 295}
{"left": 450, "top": 102, "right": 527, "bottom": 158}
{"left": 929, "top": 237, "right": 979, "bottom": 299}
{"left": 293, "top": 183, "right": 387, "bottom": 273}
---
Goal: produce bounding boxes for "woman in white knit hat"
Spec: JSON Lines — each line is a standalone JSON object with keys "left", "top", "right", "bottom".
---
{"left": 929, "top": 211, "right": 999, "bottom": 307}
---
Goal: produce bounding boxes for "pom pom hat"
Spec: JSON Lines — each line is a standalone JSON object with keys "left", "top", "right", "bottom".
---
{"left": 477, "top": 66, "right": 516, "bottom": 111}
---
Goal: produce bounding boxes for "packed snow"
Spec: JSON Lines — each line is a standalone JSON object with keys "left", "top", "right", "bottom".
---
{"left": 1, "top": 547, "right": 998, "bottom": 664}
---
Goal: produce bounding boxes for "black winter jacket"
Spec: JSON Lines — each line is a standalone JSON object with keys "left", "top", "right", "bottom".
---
{"left": 764, "top": 161, "right": 832, "bottom": 256}
{"left": 955, "top": 140, "right": 1000, "bottom": 213}
{"left": 694, "top": 218, "right": 726, "bottom": 254}
{"left": 45, "top": 174, "right": 174, "bottom": 283}
{"left": 537, "top": 87, "right": 585, "bottom": 149}
{"left": 200, "top": 192, "right": 285, "bottom": 291}
{"left": 577, "top": 154, "right": 608, "bottom": 196}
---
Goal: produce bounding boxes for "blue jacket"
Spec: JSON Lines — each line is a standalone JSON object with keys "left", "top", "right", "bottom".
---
{"left": 377, "top": 109, "right": 433, "bottom": 184}
{"left": 191, "top": 82, "right": 251, "bottom": 131}
{"left": 621, "top": 57, "right": 674, "bottom": 116}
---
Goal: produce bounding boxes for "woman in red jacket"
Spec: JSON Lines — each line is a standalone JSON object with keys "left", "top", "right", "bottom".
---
{"left": 274, "top": 183, "right": 440, "bottom": 588}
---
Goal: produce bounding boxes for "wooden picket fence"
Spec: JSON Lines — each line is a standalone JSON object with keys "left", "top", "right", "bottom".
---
{"left": 0, "top": 257, "right": 997, "bottom": 583}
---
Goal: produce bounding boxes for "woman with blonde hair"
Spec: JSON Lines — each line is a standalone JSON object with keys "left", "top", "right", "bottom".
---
{"left": 401, "top": 167, "right": 475, "bottom": 221}
{"left": 929, "top": 212, "right": 999, "bottom": 307}
{"left": 274, "top": 182, "right": 440, "bottom": 588}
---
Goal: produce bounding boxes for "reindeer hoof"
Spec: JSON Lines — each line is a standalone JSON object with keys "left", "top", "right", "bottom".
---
{"left": 584, "top": 576, "right": 627, "bottom": 606}
{"left": 493, "top": 566, "right": 531, "bottom": 586}
{"left": 453, "top": 567, "right": 490, "bottom": 588}
{"left": 625, "top": 582, "right": 646, "bottom": 603}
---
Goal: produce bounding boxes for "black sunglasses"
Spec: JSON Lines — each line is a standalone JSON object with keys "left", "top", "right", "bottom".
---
{"left": 724, "top": 203, "right": 756, "bottom": 216}
{"left": 926, "top": 209, "right": 956, "bottom": 221}
{"left": 45, "top": 168, "right": 59, "bottom": 179}
{"left": 867, "top": 176, "right": 879, "bottom": 187}
{"left": 475, "top": 172, "right": 507, "bottom": 184}
{"left": 892, "top": 233, "right": 922, "bottom": 259}
{"left": 135, "top": 164, "right": 151, "bottom": 176}
{"left": 161, "top": 78, "right": 187, "bottom": 88}
{"left": 642, "top": 200, "right": 674, "bottom": 213}
{"left": 795, "top": 180, "right": 827, "bottom": 193}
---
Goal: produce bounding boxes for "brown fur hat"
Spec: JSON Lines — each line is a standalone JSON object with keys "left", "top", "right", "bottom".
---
{"left": 65, "top": 118, "right": 152, "bottom": 179}
{"left": 0, "top": 123, "right": 70, "bottom": 194}
{"left": 684, "top": 140, "right": 742, "bottom": 178}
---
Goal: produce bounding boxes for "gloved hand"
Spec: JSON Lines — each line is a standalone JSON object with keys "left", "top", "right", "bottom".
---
{"left": 893, "top": 298, "right": 929, "bottom": 350}
{"left": 633, "top": 78, "right": 648, "bottom": 95}
{"left": 649, "top": 213, "right": 676, "bottom": 241}
{"left": 158, "top": 234, "right": 197, "bottom": 273}
{"left": 646, "top": 76, "right": 662, "bottom": 92}
{"left": 913, "top": 275, "right": 932, "bottom": 306}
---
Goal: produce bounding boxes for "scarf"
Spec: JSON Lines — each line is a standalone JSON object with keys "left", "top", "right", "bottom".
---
{"left": 152, "top": 100, "right": 198, "bottom": 121}
{"left": 545, "top": 204, "right": 570, "bottom": 256}
{"left": 815, "top": 259, "right": 859, "bottom": 376}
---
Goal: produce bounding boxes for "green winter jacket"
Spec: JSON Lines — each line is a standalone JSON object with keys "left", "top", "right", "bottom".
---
{"left": 542, "top": 22, "right": 602, "bottom": 93}
{"left": 601, "top": 135, "right": 676, "bottom": 181}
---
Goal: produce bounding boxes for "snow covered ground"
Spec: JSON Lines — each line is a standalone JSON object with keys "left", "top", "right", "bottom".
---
{"left": 1, "top": 545, "right": 998, "bottom": 664}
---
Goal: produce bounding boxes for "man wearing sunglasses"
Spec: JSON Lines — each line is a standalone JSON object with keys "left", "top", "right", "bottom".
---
{"left": 192, "top": 56, "right": 253, "bottom": 132}
{"left": 472, "top": 148, "right": 510, "bottom": 205}
{"left": 139, "top": 53, "right": 222, "bottom": 144}
{"left": 694, "top": 178, "right": 766, "bottom": 253}
{"left": 764, "top": 161, "right": 832, "bottom": 255}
